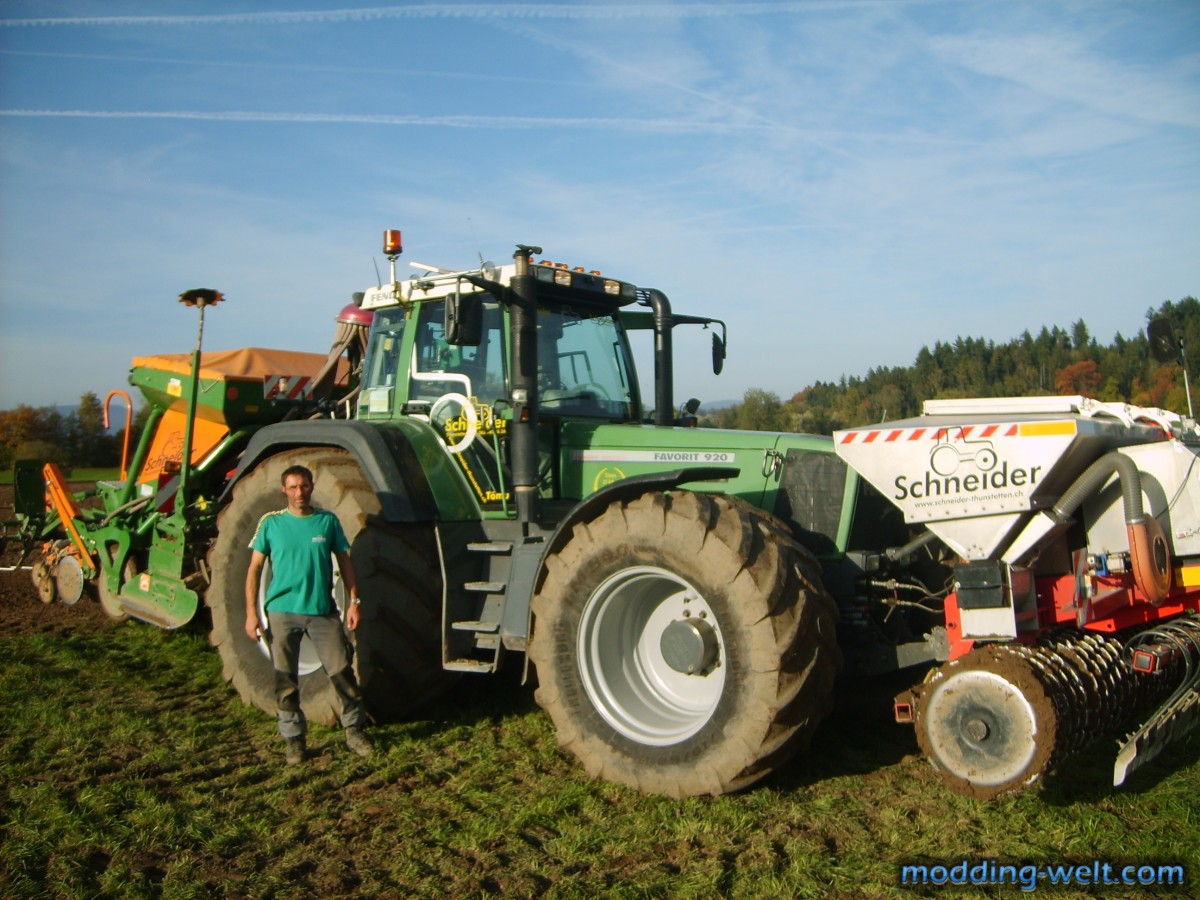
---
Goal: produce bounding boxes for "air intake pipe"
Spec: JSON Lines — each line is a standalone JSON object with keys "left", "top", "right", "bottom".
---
{"left": 1051, "top": 450, "right": 1173, "bottom": 604}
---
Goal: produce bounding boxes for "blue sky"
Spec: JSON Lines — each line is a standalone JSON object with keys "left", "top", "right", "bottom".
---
{"left": 1, "top": 0, "right": 1197, "bottom": 412}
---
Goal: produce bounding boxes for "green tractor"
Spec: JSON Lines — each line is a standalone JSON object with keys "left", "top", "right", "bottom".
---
{"left": 17, "top": 231, "right": 1199, "bottom": 798}
{"left": 206, "top": 232, "right": 852, "bottom": 797}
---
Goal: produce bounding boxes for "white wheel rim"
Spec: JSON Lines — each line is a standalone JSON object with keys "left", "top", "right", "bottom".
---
{"left": 255, "top": 558, "right": 346, "bottom": 677}
{"left": 577, "top": 565, "right": 726, "bottom": 746}
{"left": 923, "top": 669, "right": 1039, "bottom": 786}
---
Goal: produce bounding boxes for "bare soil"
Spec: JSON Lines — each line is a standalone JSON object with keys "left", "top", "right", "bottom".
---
{"left": 0, "top": 484, "right": 123, "bottom": 638}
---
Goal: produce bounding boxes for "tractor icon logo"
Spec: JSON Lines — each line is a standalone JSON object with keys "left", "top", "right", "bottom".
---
{"left": 929, "top": 429, "right": 997, "bottom": 476}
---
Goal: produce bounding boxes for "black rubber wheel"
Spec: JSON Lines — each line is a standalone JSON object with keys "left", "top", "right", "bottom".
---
{"left": 529, "top": 491, "right": 842, "bottom": 796}
{"left": 206, "top": 448, "right": 455, "bottom": 725}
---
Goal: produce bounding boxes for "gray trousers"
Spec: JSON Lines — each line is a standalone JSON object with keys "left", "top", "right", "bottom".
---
{"left": 267, "top": 611, "right": 366, "bottom": 739}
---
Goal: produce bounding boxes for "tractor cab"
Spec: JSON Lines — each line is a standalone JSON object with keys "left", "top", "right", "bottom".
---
{"left": 357, "top": 235, "right": 648, "bottom": 515}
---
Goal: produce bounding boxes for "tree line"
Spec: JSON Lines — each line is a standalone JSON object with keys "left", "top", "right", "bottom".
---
{"left": 2, "top": 297, "right": 1197, "bottom": 468}
{"left": 704, "top": 297, "right": 1200, "bottom": 434}
{"left": 0, "top": 392, "right": 152, "bottom": 473}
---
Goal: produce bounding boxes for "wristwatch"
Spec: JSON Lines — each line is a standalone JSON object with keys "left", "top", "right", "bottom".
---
{"left": 350, "top": 597, "right": 362, "bottom": 606}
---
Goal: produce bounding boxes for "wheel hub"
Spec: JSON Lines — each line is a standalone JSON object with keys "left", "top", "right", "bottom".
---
{"left": 660, "top": 616, "right": 719, "bottom": 675}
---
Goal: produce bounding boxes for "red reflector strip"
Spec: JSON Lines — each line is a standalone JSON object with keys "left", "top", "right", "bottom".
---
{"left": 841, "top": 423, "right": 1023, "bottom": 444}
{"left": 264, "top": 376, "right": 314, "bottom": 400}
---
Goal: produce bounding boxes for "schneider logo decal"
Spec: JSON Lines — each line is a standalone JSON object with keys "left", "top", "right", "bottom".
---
{"left": 893, "top": 429, "right": 1043, "bottom": 500}
{"left": 840, "top": 424, "right": 1048, "bottom": 503}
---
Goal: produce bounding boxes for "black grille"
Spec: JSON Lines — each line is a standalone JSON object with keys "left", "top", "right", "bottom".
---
{"left": 774, "top": 449, "right": 848, "bottom": 555}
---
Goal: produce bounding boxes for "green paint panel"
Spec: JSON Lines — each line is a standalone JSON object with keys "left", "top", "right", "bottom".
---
{"left": 559, "top": 422, "right": 832, "bottom": 506}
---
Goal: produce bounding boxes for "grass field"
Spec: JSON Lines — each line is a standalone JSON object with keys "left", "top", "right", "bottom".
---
{"left": 1, "top": 578, "right": 1196, "bottom": 899}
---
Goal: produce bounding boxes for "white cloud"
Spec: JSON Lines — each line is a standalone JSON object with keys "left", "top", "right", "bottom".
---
{"left": 931, "top": 33, "right": 1200, "bottom": 128}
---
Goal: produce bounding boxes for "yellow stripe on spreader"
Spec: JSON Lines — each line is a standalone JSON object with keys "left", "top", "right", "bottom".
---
{"left": 1018, "top": 421, "right": 1078, "bottom": 437}
{"left": 1175, "top": 566, "right": 1200, "bottom": 588}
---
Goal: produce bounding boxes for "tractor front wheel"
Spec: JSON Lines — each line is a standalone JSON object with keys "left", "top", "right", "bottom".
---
{"left": 529, "top": 491, "right": 841, "bottom": 796}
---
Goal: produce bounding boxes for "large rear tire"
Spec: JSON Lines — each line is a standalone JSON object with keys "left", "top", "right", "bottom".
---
{"left": 529, "top": 491, "right": 841, "bottom": 796}
{"left": 206, "top": 448, "right": 454, "bottom": 725}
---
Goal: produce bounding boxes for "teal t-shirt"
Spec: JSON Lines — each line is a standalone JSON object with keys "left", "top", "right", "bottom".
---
{"left": 249, "top": 508, "right": 350, "bottom": 616}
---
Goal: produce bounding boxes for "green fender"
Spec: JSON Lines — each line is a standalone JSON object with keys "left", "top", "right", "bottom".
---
{"left": 220, "top": 418, "right": 479, "bottom": 523}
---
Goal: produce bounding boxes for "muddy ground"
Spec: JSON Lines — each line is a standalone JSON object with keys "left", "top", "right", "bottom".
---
{"left": 1, "top": 484, "right": 123, "bottom": 638}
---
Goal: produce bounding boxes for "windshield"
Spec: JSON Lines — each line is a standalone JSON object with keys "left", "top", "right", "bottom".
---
{"left": 538, "top": 308, "right": 638, "bottom": 419}
{"left": 361, "top": 307, "right": 407, "bottom": 391}
{"left": 360, "top": 300, "right": 638, "bottom": 421}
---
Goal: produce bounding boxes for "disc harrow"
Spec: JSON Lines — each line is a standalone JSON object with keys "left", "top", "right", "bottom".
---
{"left": 901, "top": 631, "right": 1176, "bottom": 800}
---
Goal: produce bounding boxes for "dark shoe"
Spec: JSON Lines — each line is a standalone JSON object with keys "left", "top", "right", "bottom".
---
{"left": 284, "top": 736, "right": 305, "bottom": 766}
{"left": 345, "top": 727, "right": 373, "bottom": 758}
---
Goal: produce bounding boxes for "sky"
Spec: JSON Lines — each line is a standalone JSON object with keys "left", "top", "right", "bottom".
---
{"left": 1, "top": 0, "right": 1197, "bottom": 412}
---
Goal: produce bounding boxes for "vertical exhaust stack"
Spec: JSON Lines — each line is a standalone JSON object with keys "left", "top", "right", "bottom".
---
{"left": 509, "top": 244, "right": 542, "bottom": 531}
{"left": 645, "top": 289, "right": 674, "bottom": 427}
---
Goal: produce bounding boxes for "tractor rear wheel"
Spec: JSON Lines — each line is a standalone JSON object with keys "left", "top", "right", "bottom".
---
{"left": 206, "top": 448, "right": 454, "bottom": 725}
{"left": 529, "top": 491, "right": 841, "bottom": 796}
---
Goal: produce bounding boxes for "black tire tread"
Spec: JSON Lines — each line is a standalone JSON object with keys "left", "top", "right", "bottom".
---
{"left": 529, "top": 490, "right": 841, "bottom": 796}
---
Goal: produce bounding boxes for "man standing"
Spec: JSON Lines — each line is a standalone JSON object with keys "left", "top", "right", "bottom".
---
{"left": 244, "top": 464, "right": 373, "bottom": 765}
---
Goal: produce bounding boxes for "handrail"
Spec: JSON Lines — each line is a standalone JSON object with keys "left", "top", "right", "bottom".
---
{"left": 103, "top": 390, "right": 134, "bottom": 481}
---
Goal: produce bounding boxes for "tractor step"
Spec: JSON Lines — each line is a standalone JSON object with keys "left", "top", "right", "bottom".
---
{"left": 452, "top": 619, "right": 501, "bottom": 632}
{"left": 467, "top": 541, "right": 514, "bottom": 554}
{"left": 444, "top": 658, "right": 497, "bottom": 673}
{"left": 465, "top": 581, "right": 506, "bottom": 593}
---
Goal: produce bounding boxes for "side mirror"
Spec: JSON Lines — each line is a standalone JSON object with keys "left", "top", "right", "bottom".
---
{"left": 712, "top": 333, "right": 726, "bottom": 375}
{"left": 445, "top": 288, "right": 483, "bottom": 346}
{"left": 1148, "top": 318, "right": 1181, "bottom": 364}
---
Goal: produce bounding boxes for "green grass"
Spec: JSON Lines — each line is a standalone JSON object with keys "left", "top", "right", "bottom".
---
{"left": 1, "top": 617, "right": 1197, "bottom": 898}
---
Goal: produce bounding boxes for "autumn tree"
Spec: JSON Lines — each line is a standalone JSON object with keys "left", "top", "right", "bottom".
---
{"left": 1054, "top": 360, "right": 1102, "bottom": 397}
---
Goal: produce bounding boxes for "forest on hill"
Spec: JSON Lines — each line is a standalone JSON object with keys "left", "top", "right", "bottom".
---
{"left": 1, "top": 297, "right": 1197, "bottom": 469}
{"left": 705, "top": 297, "right": 1200, "bottom": 435}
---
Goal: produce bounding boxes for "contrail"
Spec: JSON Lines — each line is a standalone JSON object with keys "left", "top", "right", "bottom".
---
{"left": 0, "top": 1, "right": 943, "bottom": 28}
{"left": 0, "top": 48, "right": 588, "bottom": 87}
{"left": 0, "top": 107, "right": 760, "bottom": 134}
{"left": 0, "top": 106, "right": 969, "bottom": 146}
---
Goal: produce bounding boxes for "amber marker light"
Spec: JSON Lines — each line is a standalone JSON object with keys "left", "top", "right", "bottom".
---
{"left": 383, "top": 229, "right": 403, "bottom": 256}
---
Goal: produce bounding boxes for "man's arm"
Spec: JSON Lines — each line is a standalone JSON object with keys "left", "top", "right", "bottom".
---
{"left": 245, "top": 549, "right": 267, "bottom": 639}
{"left": 335, "top": 550, "right": 362, "bottom": 631}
